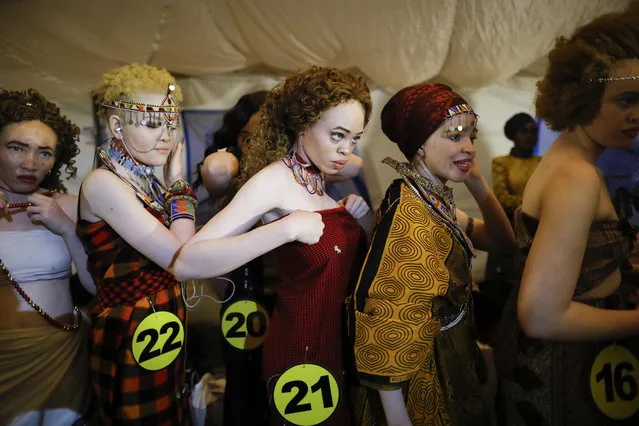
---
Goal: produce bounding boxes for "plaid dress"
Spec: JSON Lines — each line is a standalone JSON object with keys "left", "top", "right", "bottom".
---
{"left": 77, "top": 206, "right": 189, "bottom": 425}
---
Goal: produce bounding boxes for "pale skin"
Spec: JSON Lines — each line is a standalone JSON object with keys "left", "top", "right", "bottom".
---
{"left": 172, "top": 101, "right": 370, "bottom": 280}
{"left": 379, "top": 113, "right": 516, "bottom": 426}
{"left": 200, "top": 111, "right": 366, "bottom": 198}
{"left": 0, "top": 119, "right": 95, "bottom": 329}
{"left": 517, "top": 59, "right": 639, "bottom": 341}
{"left": 81, "top": 91, "right": 325, "bottom": 278}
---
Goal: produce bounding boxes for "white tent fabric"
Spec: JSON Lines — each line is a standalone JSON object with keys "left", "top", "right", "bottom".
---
{"left": 0, "top": 0, "right": 631, "bottom": 280}
{"left": 0, "top": 0, "right": 629, "bottom": 100}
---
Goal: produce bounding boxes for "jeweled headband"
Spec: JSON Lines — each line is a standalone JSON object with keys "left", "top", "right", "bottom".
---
{"left": 444, "top": 104, "right": 478, "bottom": 132}
{"left": 381, "top": 83, "right": 478, "bottom": 160}
{"left": 100, "top": 83, "right": 180, "bottom": 127}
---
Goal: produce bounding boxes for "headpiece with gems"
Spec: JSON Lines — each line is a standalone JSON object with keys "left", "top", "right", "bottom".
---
{"left": 381, "top": 83, "right": 478, "bottom": 160}
{"left": 100, "top": 83, "right": 180, "bottom": 129}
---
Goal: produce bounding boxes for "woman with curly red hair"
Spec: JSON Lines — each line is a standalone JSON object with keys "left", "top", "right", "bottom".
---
{"left": 0, "top": 89, "right": 95, "bottom": 425}
{"left": 174, "top": 66, "right": 371, "bottom": 425}
{"left": 494, "top": 3, "right": 639, "bottom": 425}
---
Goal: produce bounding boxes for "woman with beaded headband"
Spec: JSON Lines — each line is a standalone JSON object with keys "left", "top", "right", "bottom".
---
{"left": 172, "top": 66, "right": 371, "bottom": 425}
{"left": 493, "top": 4, "right": 639, "bottom": 426}
{"left": 80, "top": 64, "right": 326, "bottom": 425}
{"left": 352, "top": 83, "right": 515, "bottom": 426}
{"left": 0, "top": 89, "right": 95, "bottom": 425}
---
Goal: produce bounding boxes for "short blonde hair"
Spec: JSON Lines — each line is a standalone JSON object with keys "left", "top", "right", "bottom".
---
{"left": 93, "top": 63, "right": 183, "bottom": 117}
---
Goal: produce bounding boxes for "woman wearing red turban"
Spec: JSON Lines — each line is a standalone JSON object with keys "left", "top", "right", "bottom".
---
{"left": 353, "top": 83, "right": 515, "bottom": 425}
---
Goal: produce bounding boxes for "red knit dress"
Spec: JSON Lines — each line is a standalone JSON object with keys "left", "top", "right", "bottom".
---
{"left": 264, "top": 207, "right": 366, "bottom": 425}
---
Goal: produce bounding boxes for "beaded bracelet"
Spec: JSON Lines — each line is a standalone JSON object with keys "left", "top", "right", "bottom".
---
{"left": 165, "top": 180, "right": 197, "bottom": 224}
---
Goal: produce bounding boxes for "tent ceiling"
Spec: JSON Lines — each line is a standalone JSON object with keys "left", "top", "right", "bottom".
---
{"left": 0, "top": 0, "right": 630, "bottom": 101}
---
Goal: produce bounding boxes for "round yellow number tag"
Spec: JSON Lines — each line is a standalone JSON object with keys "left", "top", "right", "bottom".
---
{"left": 273, "top": 363, "right": 339, "bottom": 426}
{"left": 132, "top": 312, "right": 184, "bottom": 371}
{"left": 590, "top": 344, "right": 639, "bottom": 420}
{"left": 221, "top": 300, "right": 269, "bottom": 350}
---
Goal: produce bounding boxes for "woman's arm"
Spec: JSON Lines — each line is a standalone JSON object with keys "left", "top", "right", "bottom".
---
{"left": 26, "top": 192, "right": 96, "bottom": 295}
{"left": 55, "top": 194, "right": 96, "bottom": 294}
{"left": 172, "top": 165, "right": 325, "bottom": 280}
{"left": 518, "top": 165, "right": 639, "bottom": 340}
{"left": 458, "top": 160, "right": 515, "bottom": 252}
{"left": 379, "top": 389, "right": 412, "bottom": 426}
{"left": 81, "top": 169, "right": 196, "bottom": 271}
{"left": 200, "top": 150, "right": 239, "bottom": 197}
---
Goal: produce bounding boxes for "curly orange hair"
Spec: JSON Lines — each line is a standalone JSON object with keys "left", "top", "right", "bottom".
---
{"left": 536, "top": 2, "right": 639, "bottom": 131}
{"left": 237, "top": 66, "right": 371, "bottom": 188}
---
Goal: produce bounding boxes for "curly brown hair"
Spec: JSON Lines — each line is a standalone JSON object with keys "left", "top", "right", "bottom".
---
{"left": 536, "top": 2, "right": 639, "bottom": 131}
{"left": 0, "top": 89, "right": 80, "bottom": 192}
{"left": 237, "top": 66, "right": 372, "bottom": 188}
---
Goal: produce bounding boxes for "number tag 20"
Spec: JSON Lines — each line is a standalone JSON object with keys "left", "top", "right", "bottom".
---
{"left": 590, "top": 344, "right": 639, "bottom": 420}
{"left": 132, "top": 312, "right": 184, "bottom": 371}
{"left": 273, "top": 363, "right": 340, "bottom": 426}
{"left": 222, "top": 300, "right": 269, "bottom": 350}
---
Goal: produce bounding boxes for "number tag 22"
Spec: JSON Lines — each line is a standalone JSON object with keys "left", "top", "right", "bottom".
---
{"left": 590, "top": 344, "right": 639, "bottom": 420}
{"left": 132, "top": 312, "right": 185, "bottom": 371}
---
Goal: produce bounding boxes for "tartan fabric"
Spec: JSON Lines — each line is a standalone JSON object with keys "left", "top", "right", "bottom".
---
{"left": 90, "top": 285, "right": 189, "bottom": 425}
{"left": 77, "top": 205, "right": 190, "bottom": 424}
{"left": 76, "top": 206, "right": 178, "bottom": 308}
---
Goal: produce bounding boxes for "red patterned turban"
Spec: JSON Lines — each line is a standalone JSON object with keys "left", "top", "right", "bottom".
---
{"left": 381, "top": 83, "right": 475, "bottom": 160}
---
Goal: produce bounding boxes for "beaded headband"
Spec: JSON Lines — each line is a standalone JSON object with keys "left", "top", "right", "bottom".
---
{"left": 444, "top": 104, "right": 478, "bottom": 132}
{"left": 100, "top": 83, "right": 180, "bottom": 127}
{"left": 587, "top": 75, "right": 639, "bottom": 83}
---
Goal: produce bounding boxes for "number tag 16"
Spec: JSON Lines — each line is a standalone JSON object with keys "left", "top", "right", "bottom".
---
{"left": 132, "top": 312, "right": 184, "bottom": 371}
{"left": 590, "top": 344, "right": 639, "bottom": 420}
{"left": 273, "top": 363, "right": 339, "bottom": 426}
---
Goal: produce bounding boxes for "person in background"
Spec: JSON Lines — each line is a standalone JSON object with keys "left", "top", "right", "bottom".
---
{"left": 485, "top": 113, "right": 541, "bottom": 282}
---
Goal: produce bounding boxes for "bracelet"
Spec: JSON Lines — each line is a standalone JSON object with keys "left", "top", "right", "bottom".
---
{"left": 465, "top": 216, "right": 475, "bottom": 237}
{"left": 168, "top": 197, "right": 196, "bottom": 224}
{"left": 167, "top": 179, "right": 192, "bottom": 192}
{"left": 164, "top": 180, "right": 198, "bottom": 224}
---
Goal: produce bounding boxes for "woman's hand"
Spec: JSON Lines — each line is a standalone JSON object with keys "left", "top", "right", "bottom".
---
{"left": 26, "top": 193, "right": 74, "bottom": 235}
{"left": 338, "top": 194, "right": 369, "bottom": 219}
{"left": 464, "top": 157, "right": 491, "bottom": 202}
{"left": 285, "top": 210, "right": 325, "bottom": 244}
{"left": 164, "top": 138, "right": 186, "bottom": 186}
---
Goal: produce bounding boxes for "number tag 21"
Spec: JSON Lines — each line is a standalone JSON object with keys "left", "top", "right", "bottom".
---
{"left": 273, "top": 363, "right": 340, "bottom": 426}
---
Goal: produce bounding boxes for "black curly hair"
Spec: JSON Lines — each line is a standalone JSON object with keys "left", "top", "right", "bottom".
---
{"left": 0, "top": 89, "right": 80, "bottom": 192}
{"left": 194, "top": 90, "right": 268, "bottom": 186}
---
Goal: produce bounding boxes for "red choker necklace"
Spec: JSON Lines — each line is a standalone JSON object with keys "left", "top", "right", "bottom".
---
{"left": 282, "top": 153, "right": 325, "bottom": 196}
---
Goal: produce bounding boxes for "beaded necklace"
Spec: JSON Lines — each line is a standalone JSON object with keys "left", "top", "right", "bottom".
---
{"left": 282, "top": 152, "right": 326, "bottom": 196}
{"left": 97, "top": 144, "right": 168, "bottom": 222}
{"left": 0, "top": 258, "right": 80, "bottom": 331}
